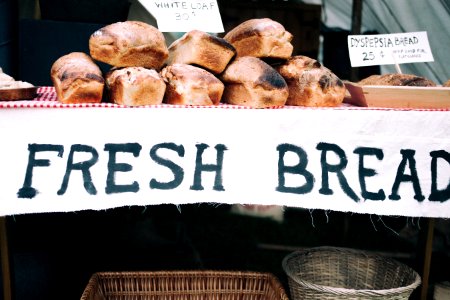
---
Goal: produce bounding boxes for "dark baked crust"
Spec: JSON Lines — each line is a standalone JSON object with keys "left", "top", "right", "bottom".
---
{"left": 89, "top": 21, "right": 168, "bottom": 69}
{"left": 51, "top": 52, "right": 104, "bottom": 104}
{"left": 106, "top": 67, "right": 166, "bottom": 106}
{"left": 443, "top": 79, "right": 450, "bottom": 87}
{"left": 220, "top": 56, "right": 288, "bottom": 108}
{"left": 167, "top": 30, "right": 236, "bottom": 74}
{"left": 161, "top": 64, "right": 224, "bottom": 105}
{"left": 223, "top": 18, "right": 293, "bottom": 59}
{"left": 359, "top": 74, "right": 436, "bottom": 87}
{"left": 276, "top": 55, "right": 345, "bottom": 107}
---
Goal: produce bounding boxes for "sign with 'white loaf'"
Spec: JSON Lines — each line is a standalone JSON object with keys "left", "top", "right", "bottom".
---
{"left": 138, "top": 0, "right": 224, "bottom": 33}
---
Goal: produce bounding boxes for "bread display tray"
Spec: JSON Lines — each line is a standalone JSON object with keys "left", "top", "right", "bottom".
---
{"left": 344, "top": 82, "right": 450, "bottom": 109}
{"left": 0, "top": 86, "right": 38, "bottom": 101}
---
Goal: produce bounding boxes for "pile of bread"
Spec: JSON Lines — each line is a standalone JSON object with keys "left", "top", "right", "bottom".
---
{"left": 50, "top": 18, "right": 450, "bottom": 108}
{"left": 50, "top": 18, "right": 348, "bottom": 108}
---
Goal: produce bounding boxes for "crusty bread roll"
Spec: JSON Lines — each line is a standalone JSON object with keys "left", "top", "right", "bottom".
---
{"left": 89, "top": 21, "right": 168, "bottom": 69}
{"left": 443, "top": 79, "right": 450, "bottom": 87}
{"left": 220, "top": 56, "right": 289, "bottom": 108}
{"left": 224, "top": 18, "right": 293, "bottom": 60}
{"left": 51, "top": 52, "right": 104, "bottom": 104}
{"left": 276, "top": 55, "right": 346, "bottom": 107}
{"left": 106, "top": 67, "right": 166, "bottom": 106}
{"left": 167, "top": 30, "right": 236, "bottom": 74}
{"left": 161, "top": 64, "right": 224, "bottom": 106}
{"left": 359, "top": 73, "right": 436, "bottom": 87}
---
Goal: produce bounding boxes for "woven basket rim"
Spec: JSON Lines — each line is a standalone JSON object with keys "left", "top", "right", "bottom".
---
{"left": 282, "top": 246, "right": 422, "bottom": 297}
{"left": 90, "top": 270, "right": 281, "bottom": 278}
{"left": 81, "top": 270, "right": 290, "bottom": 300}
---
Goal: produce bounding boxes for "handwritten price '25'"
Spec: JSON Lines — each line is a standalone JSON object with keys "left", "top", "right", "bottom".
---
{"left": 362, "top": 51, "right": 375, "bottom": 61}
{"left": 175, "top": 11, "right": 196, "bottom": 20}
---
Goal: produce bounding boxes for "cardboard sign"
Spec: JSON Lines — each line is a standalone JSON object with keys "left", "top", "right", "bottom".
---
{"left": 138, "top": 0, "right": 224, "bottom": 33}
{"left": 348, "top": 32, "right": 434, "bottom": 67}
{"left": 0, "top": 103, "right": 449, "bottom": 217}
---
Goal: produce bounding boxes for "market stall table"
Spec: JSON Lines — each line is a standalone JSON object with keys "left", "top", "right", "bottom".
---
{"left": 0, "top": 86, "right": 449, "bottom": 299}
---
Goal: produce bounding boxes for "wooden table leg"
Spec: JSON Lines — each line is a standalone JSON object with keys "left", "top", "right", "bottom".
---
{"left": 350, "top": 0, "right": 363, "bottom": 82}
{"left": 420, "top": 218, "right": 435, "bottom": 300}
{"left": 0, "top": 217, "right": 12, "bottom": 300}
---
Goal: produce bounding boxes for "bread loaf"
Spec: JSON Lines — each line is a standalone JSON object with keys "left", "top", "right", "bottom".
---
{"left": 161, "top": 64, "right": 224, "bottom": 106}
{"left": 359, "top": 73, "right": 436, "bottom": 87}
{"left": 224, "top": 18, "right": 293, "bottom": 60}
{"left": 220, "top": 56, "right": 288, "bottom": 108}
{"left": 442, "top": 79, "right": 450, "bottom": 87}
{"left": 276, "top": 56, "right": 345, "bottom": 107}
{"left": 106, "top": 67, "right": 166, "bottom": 106}
{"left": 89, "top": 21, "right": 168, "bottom": 69}
{"left": 167, "top": 30, "right": 236, "bottom": 74}
{"left": 51, "top": 52, "right": 104, "bottom": 104}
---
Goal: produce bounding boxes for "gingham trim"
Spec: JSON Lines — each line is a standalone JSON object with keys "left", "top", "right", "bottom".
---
{"left": 0, "top": 86, "right": 448, "bottom": 112}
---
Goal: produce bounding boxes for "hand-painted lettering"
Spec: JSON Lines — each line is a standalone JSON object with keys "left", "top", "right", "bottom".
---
{"left": 276, "top": 143, "right": 314, "bottom": 194}
{"left": 17, "top": 144, "right": 64, "bottom": 199}
{"left": 389, "top": 149, "right": 425, "bottom": 201}
{"left": 317, "top": 142, "right": 359, "bottom": 202}
{"left": 57, "top": 144, "right": 99, "bottom": 195}
{"left": 354, "top": 147, "right": 386, "bottom": 200}
{"left": 104, "top": 143, "right": 142, "bottom": 194}
{"left": 190, "top": 143, "right": 227, "bottom": 191}
{"left": 149, "top": 143, "right": 185, "bottom": 190}
{"left": 429, "top": 150, "right": 450, "bottom": 202}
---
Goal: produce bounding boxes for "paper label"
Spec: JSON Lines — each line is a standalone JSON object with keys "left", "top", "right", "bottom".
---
{"left": 138, "top": 0, "right": 224, "bottom": 33}
{"left": 348, "top": 32, "right": 434, "bottom": 67}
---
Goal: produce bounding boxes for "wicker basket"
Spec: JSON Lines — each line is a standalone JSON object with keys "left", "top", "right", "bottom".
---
{"left": 80, "top": 270, "right": 290, "bottom": 300}
{"left": 282, "top": 247, "right": 421, "bottom": 300}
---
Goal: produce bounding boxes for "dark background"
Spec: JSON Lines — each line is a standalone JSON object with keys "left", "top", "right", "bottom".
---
{"left": 4, "top": 205, "right": 449, "bottom": 300}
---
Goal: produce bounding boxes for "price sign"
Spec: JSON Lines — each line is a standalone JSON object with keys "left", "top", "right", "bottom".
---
{"left": 138, "top": 0, "right": 224, "bottom": 33}
{"left": 348, "top": 32, "right": 434, "bottom": 67}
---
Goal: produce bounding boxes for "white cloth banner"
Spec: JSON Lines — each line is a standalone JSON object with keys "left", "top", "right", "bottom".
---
{"left": 0, "top": 105, "right": 449, "bottom": 217}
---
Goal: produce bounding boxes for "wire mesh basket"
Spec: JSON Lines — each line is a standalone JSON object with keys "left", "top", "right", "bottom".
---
{"left": 80, "top": 270, "right": 290, "bottom": 300}
{"left": 282, "top": 247, "right": 421, "bottom": 300}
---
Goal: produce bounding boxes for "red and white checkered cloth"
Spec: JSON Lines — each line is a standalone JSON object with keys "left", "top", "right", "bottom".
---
{"left": 0, "top": 86, "right": 446, "bottom": 111}
{"left": 0, "top": 86, "right": 313, "bottom": 110}
{"left": 0, "top": 87, "right": 267, "bottom": 109}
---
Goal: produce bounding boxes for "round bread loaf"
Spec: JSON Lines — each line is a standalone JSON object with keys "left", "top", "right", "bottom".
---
{"left": 106, "top": 67, "right": 166, "bottom": 106}
{"left": 167, "top": 30, "right": 236, "bottom": 74}
{"left": 51, "top": 52, "right": 104, "bottom": 104}
{"left": 89, "top": 21, "right": 168, "bottom": 69}
{"left": 224, "top": 18, "right": 293, "bottom": 60}
{"left": 161, "top": 64, "right": 224, "bottom": 106}
{"left": 220, "top": 56, "right": 289, "bottom": 108}
{"left": 358, "top": 73, "right": 436, "bottom": 87}
{"left": 443, "top": 79, "right": 450, "bottom": 87}
{"left": 276, "top": 55, "right": 346, "bottom": 107}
